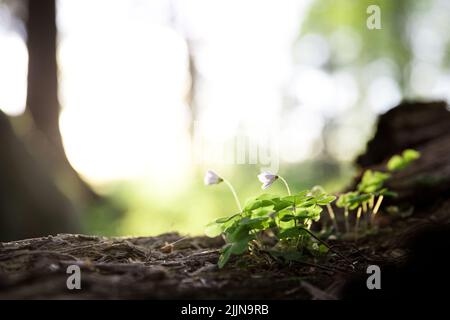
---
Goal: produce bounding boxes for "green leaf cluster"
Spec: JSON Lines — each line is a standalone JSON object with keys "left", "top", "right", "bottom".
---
{"left": 357, "top": 170, "right": 391, "bottom": 194}
{"left": 336, "top": 149, "right": 420, "bottom": 226}
{"left": 206, "top": 190, "right": 336, "bottom": 268}
{"left": 205, "top": 150, "right": 420, "bottom": 267}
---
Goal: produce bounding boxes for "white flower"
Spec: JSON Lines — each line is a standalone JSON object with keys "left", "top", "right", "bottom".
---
{"left": 204, "top": 170, "right": 223, "bottom": 186}
{"left": 257, "top": 171, "right": 278, "bottom": 190}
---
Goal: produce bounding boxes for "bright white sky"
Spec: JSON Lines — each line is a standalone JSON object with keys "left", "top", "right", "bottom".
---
{"left": 0, "top": 0, "right": 311, "bottom": 187}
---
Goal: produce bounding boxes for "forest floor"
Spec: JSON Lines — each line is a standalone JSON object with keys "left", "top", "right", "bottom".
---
{"left": 1, "top": 101, "right": 449, "bottom": 299}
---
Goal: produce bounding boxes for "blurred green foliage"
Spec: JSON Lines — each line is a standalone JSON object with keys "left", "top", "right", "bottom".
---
{"left": 300, "top": 0, "right": 450, "bottom": 95}
{"left": 301, "top": 0, "right": 427, "bottom": 88}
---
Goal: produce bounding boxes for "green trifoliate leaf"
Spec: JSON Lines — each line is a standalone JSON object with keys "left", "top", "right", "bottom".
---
{"left": 272, "top": 199, "right": 293, "bottom": 211}
{"left": 215, "top": 213, "right": 240, "bottom": 224}
{"left": 357, "top": 170, "right": 390, "bottom": 193}
{"left": 336, "top": 191, "right": 359, "bottom": 208}
{"left": 316, "top": 195, "right": 336, "bottom": 205}
{"left": 279, "top": 214, "right": 296, "bottom": 222}
{"left": 205, "top": 222, "right": 223, "bottom": 237}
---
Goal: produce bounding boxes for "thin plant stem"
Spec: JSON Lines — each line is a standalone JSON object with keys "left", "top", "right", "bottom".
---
{"left": 344, "top": 207, "right": 350, "bottom": 233}
{"left": 371, "top": 195, "right": 384, "bottom": 225}
{"left": 326, "top": 204, "right": 339, "bottom": 233}
{"left": 362, "top": 212, "right": 368, "bottom": 231}
{"left": 222, "top": 178, "right": 242, "bottom": 213}
{"left": 366, "top": 196, "right": 375, "bottom": 230}
{"left": 373, "top": 195, "right": 384, "bottom": 215}
{"left": 360, "top": 202, "right": 367, "bottom": 233}
{"left": 278, "top": 176, "right": 291, "bottom": 196}
{"left": 369, "top": 195, "right": 375, "bottom": 210}
{"left": 355, "top": 207, "right": 362, "bottom": 237}
{"left": 295, "top": 219, "right": 301, "bottom": 249}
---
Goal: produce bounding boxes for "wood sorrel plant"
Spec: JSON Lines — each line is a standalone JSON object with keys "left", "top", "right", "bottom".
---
{"left": 203, "top": 149, "right": 420, "bottom": 267}
{"left": 336, "top": 149, "right": 421, "bottom": 236}
{"left": 204, "top": 171, "right": 336, "bottom": 268}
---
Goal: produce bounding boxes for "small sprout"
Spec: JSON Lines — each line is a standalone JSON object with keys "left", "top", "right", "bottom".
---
{"left": 387, "top": 149, "right": 421, "bottom": 171}
{"left": 312, "top": 185, "right": 339, "bottom": 233}
{"left": 357, "top": 170, "right": 391, "bottom": 194}
{"left": 337, "top": 192, "right": 359, "bottom": 233}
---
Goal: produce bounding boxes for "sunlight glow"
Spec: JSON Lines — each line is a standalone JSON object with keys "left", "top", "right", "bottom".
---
{"left": 0, "top": 31, "right": 28, "bottom": 116}
{"left": 57, "top": 0, "right": 309, "bottom": 185}
{"left": 58, "top": 1, "right": 191, "bottom": 186}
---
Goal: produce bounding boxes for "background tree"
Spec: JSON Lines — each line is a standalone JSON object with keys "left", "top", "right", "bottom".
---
{"left": 0, "top": 0, "right": 102, "bottom": 241}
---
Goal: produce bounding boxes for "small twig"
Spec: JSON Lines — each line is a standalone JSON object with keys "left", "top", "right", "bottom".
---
{"left": 295, "top": 260, "right": 350, "bottom": 274}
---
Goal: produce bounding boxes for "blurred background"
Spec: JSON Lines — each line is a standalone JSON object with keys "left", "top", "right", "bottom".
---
{"left": 0, "top": 0, "right": 449, "bottom": 241}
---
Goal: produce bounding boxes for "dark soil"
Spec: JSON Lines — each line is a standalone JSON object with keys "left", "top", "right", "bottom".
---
{"left": 1, "top": 101, "right": 449, "bottom": 299}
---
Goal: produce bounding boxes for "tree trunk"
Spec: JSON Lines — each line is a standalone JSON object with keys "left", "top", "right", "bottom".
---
{"left": 25, "top": 0, "right": 99, "bottom": 205}
{"left": 0, "top": 110, "right": 80, "bottom": 241}
{"left": 26, "top": 0, "right": 60, "bottom": 148}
